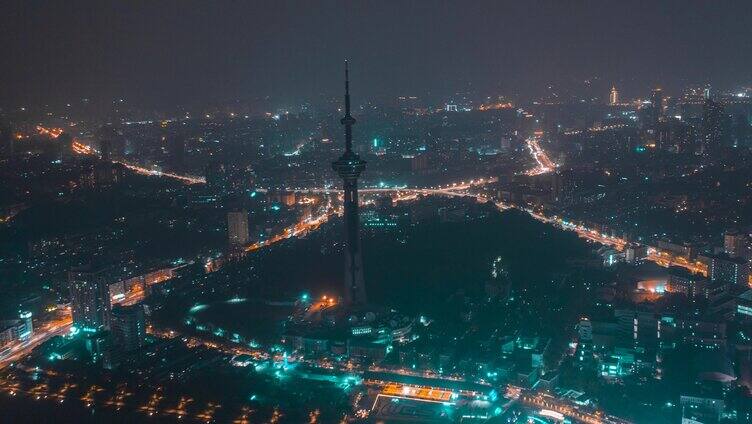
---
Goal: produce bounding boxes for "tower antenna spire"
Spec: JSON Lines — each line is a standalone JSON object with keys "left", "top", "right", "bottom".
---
{"left": 332, "top": 61, "right": 367, "bottom": 305}
{"left": 345, "top": 60, "right": 350, "bottom": 107}
{"left": 341, "top": 60, "right": 355, "bottom": 152}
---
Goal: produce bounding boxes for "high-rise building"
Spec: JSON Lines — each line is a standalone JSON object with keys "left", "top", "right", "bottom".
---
{"left": 227, "top": 210, "right": 250, "bottom": 247}
{"left": 85, "top": 330, "right": 114, "bottom": 369}
{"left": 678, "top": 320, "right": 726, "bottom": 349}
{"left": 708, "top": 253, "right": 750, "bottom": 286}
{"left": 0, "top": 312, "right": 34, "bottom": 345}
{"left": 205, "top": 161, "right": 229, "bottom": 193}
{"left": 609, "top": 86, "right": 619, "bottom": 105}
{"left": 575, "top": 318, "right": 595, "bottom": 368}
{"left": 701, "top": 97, "right": 726, "bottom": 153}
{"left": 668, "top": 266, "right": 709, "bottom": 300}
{"left": 656, "top": 120, "right": 672, "bottom": 150}
{"left": 577, "top": 318, "right": 593, "bottom": 342}
{"left": 680, "top": 395, "right": 725, "bottom": 424}
{"left": 69, "top": 266, "right": 112, "bottom": 331}
{"left": 724, "top": 231, "right": 749, "bottom": 259}
{"left": 18, "top": 311, "right": 32, "bottom": 341}
{"left": 331, "top": 61, "right": 368, "bottom": 306}
{"left": 97, "top": 124, "right": 121, "bottom": 162}
{"left": 169, "top": 135, "right": 186, "bottom": 170}
{"left": 730, "top": 113, "right": 751, "bottom": 149}
{"left": 111, "top": 304, "right": 146, "bottom": 352}
{"left": 615, "top": 308, "right": 659, "bottom": 351}
{"left": 411, "top": 153, "right": 430, "bottom": 173}
{"left": 650, "top": 88, "right": 664, "bottom": 125}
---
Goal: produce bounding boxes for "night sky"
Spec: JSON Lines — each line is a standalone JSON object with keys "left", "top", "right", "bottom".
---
{"left": 2, "top": 0, "right": 751, "bottom": 108}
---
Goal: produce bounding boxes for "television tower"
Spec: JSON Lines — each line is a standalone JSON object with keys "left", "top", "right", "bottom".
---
{"left": 609, "top": 86, "right": 619, "bottom": 105}
{"left": 332, "top": 61, "right": 367, "bottom": 305}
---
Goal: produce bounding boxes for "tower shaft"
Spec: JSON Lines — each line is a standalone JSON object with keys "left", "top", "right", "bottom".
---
{"left": 332, "top": 61, "right": 367, "bottom": 305}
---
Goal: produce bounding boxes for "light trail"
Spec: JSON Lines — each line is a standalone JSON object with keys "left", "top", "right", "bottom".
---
{"left": 70, "top": 139, "right": 205, "bottom": 184}
{"left": 296, "top": 177, "right": 498, "bottom": 197}
{"left": 517, "top": 134, "right": 701, "bottom": 273}
{"left": 112, "top": 161, "right": 205, "bottom": 185}
{"left": 315, "top": 174, "right": 705, "bottom": 278}
{"left": 238, "top": 178, "right": 499, "bottom": 262}
{"left": 646, "top": 251, "right": 707, "bottom": 275}
{"left": 67, "top": 131, "right": 697, "bottom": 278}
{"left": 294, "top": 178, "right": 707, "bottom": 277}
{"left": 244, "top": 206, "right": 336, "bottom": 254}
{"left": 0, "top": 315, "right": 72, "bottom": 369}
{"left": 3, "top": 136, "right": 704, "bottom": 379}
{"left": 537, "top": 210, "right": 709, "bottom": 276}
{"left": 521, "top": 208, "right": 706, "bottom": 275}
{"left": 525, "top": 137, "right": 556, "bottom": 176}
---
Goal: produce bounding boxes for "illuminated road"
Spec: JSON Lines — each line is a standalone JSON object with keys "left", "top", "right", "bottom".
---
{"left": 297, "top": 177, "right": 498, "bottom": 197}
{"left": 65, "top": 132, "right": 709, "bottom": 314}
{"left": 245, "top": 202, "right": 336, "bottom": 254}
{"left": 520, "top": 391, "right": 632, "bottom": 424}
{"left": 2, "top": 128, "right": 691, "bottom": 422}
{"left": 113, "top": 161, "right": 205, "bottom": 184}
{"left": 0, "top": 315, "right": 73, "bottom": 369}
{"left": 525, "top": 137, "right": 556, "bottom": 176}
{"left": 523, "top": 208, "right": 707, "bottom": 276}
{"left": 512, "top": 134, "right": 706, "bottom": 275}
{"left": 117, "top": 286, "right": 147, "bottom": 307}
{"left": 70, "top": 133, "right": 495, "bottom": 191}
{"left": 296, "top": 177, "right": 705, "bottom": 278}
{"left": 529, "top": 210, "right": 627, "bottom": 251}
{"left": 646, "top": 251, "right": 707, "bottom": 275}
{"left": 0, "top": 264, "right": 189, "bottom": 369}
{"left": 69, "top": 137, "right": 205, "bottom": 184}
{"left": 65, "top": 130, "right": 703, "bottom": 279}
{"left": 240, "top": 179, "right": 496, "bottom": 258}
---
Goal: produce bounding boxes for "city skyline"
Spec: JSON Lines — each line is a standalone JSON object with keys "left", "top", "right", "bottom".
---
{"left": 2, "top": 1, "right": 752, "bottom": 108}
{"left": 1, "top": 2, "right": 752, "bottom": 423}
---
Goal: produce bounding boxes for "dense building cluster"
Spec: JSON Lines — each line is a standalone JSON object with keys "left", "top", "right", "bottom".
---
{"left": 1, "top": 75, "right": 752, "bottom": 423}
